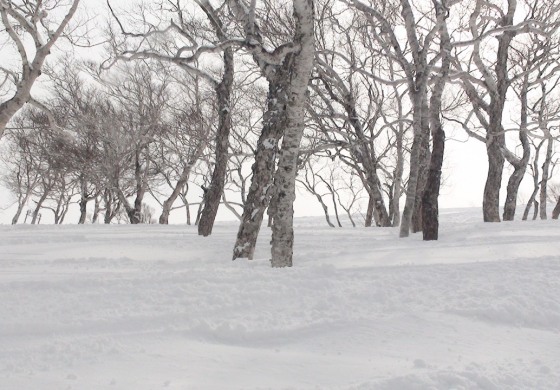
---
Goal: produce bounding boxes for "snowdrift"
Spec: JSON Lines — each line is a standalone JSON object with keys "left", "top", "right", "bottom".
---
{"left": 1, "top": 208, "right": 559, "bottom": 389}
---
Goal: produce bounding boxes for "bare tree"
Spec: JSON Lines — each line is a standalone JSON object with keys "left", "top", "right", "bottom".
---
{"left": 453, "top": 0, "right": 559, "bottom": 222}
{"left": 153, "top": 76, "right": 212, "bottom": 224}
{"left": 107, "top": 0, "right": 235, "bottom": 235}
{"left": 0, "top": 0, "right": 81, "bottom": 135}
{"left": 105, "top": 63, "right": 169, "bottom": 224}
{"left": 348, "top": 0, "right": 449, "bottom": 237}
{"left": 297, "top": 158, "right": 337, "bottom": 228}
{"left": 311, "top": 6, "right": 395, "bottom": 227}
{"left": 1, "top": 120, "right": 40, "bottom": 224}
{"left": 229, "top": 0, "right": 314, "bottom": 262}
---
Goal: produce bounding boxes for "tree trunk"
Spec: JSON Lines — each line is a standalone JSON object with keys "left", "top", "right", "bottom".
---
{"left": 422, "top": 123, "right": 444, "bottom": 240}
{"left": 502, "top": 149, "right": 530, "bottom": 222}
{"left": 160, "top": 167, "right": 193, "bottom": 224}
{"left": 482, "top": 3, "right": 515, "bottom": 222}
{"left": 412, "top": 93, "right": 431, "bottom": 233}
{"left": 523, "top": 187, "right": 539, "bottom": 221}
{"left": 11, "top": 193, "right": 30, "bottom": 225}
{"left": 522, "top": 140, "right": 543, "bottom": 221}
{"left": 198, "top": 48, "right": 234, "bottom": 236}
{"left": 78, "top": 176, "right": 88, "bottom": 224}
{"left": 365, "top": 195, "right": 374, "bottom": 227}
{"left": 539, "top": 137, "right": 553, "bottom": 220}
{"left": 421, "top": 6, "right": 450, "bottom": 241}
{"left": 31, "top": 192, "right": 48, "bottom": 224}
{"left": 392, "top": 137, "right": 404, "bottom": 227}
{"left": 503, "top": 78, "right": 530, "bottom": 221}
{"left": 552, "top": 197, "right": 560, "bottom": 219}
{"left": 400, "top": 88, "right": 426, "bottom": 237}
{"left": 92, "top": 196, "right": 101, "bottom": 224}
{"left": 0, "top": 71, "right": 41, "bottom": 137}
{"left": 233, "top": 66, "right": 290, "bottom": 260}
{"left": 483, "top": 138, "right": 505, "bottom": 222}
{"left": 104, "top": 189, "right": 117, "bottom": 224}
{"left": 179, "top": 191, "right": 191, "bottom": 225}
{"left": 270, "top": 0, "right": 314, "bottom": 268}
{"left": 78, "top": 198, "right": 88, "bottom": 224}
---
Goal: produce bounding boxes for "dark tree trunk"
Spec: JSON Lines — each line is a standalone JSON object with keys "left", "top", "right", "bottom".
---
{"left": 32, "top": 191, "right": 49, "bottom": 224}
{"left": 552, "top": 197, "right": 560, "bottom": 219}
{"left": 421, "top": 7, "right": 450, "bottom": 241}
{"left": 78, "top": 198, "right": 88, "bottom": 224}
{"left": 522, "top": 188, "right": 539, "bottom": 221}
{"left": 533, "top": 200, "right": 539, "bottom": 220}
{"left": 198, "top": 48, "right": 234, "bottom": 237}
{"left": 412, "top": 93, "right": 431, "bottom": 233}
{"left": 422, "top": 124, "right": 444, "bottom": 240}
{"left": 483, "top": 139, "right": 505, "bottom": 222}
{"left": 482, "top": 5, "right": 516, "bottom": 222}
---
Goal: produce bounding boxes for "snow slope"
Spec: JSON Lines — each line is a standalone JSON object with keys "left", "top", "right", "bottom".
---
{"left": 1, "top": 208, "right": 559, "bottom": 389}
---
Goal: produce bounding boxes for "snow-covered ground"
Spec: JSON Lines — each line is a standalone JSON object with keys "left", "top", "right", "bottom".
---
{"left": 1, "top": 208, "right": 559, "bottom": 389}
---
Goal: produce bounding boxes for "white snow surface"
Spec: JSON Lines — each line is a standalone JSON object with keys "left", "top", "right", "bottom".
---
{"left": 1, "top": 208, "right": 559, "bottom": 389}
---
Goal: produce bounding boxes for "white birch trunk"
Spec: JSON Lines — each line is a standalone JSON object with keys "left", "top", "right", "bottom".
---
{"left": 269, "top": 0, "right": 315, "bottom": 268}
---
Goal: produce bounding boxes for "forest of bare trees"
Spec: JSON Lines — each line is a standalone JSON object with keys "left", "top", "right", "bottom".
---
{"left": 2, "top": 0, "right": 560, "bottom": 266}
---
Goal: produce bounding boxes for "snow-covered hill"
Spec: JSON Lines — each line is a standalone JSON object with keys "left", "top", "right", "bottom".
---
{"left": 1, "top": 209, "right": 559, "bottom": 389}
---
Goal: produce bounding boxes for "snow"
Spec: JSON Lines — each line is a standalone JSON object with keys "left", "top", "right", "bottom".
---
{"left": 262, "top": 138, "right": 277, "bottom": 149}
{"left": 1, "top": 208, "right": 559, "bottom": 389}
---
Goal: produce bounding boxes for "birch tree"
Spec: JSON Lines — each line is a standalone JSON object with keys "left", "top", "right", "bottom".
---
{"left": 229, "top": 0, "right": 314, "bottom": 261}
{"left": 0, "top": 0, "right": 81, "bottom": 136}
{"left": 226, "top": 0, "right": 315, "bottom": 266}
